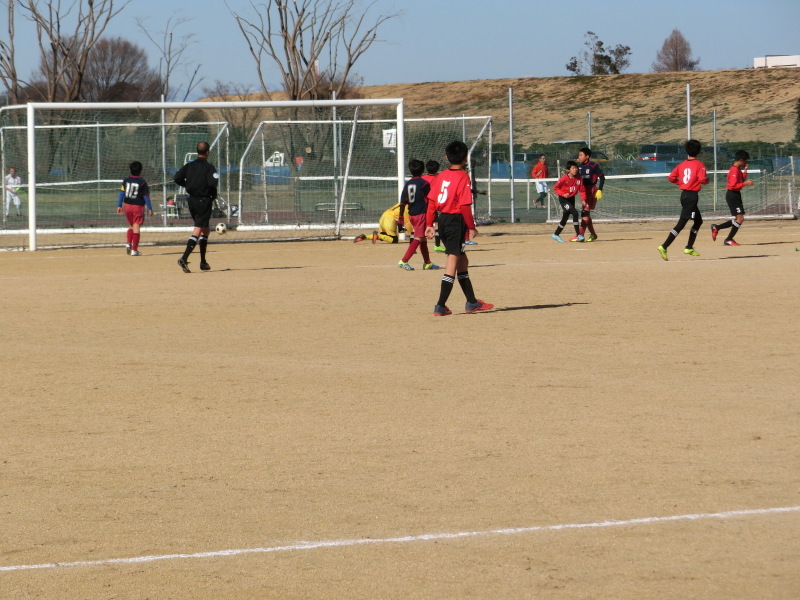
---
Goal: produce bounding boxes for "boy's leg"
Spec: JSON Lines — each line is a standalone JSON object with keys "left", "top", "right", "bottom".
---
{"left": 401, "top": 238, "right": 420, "bottom": 263}
{"left": 419, "top": 240, "right": 431, "bottom": 264}
{"left": 455, "top": 254, "right": 476, "bottom": 304}
{"left": 686, "top": 211, "right": 703, "bottom": 249}
{"left": 661, "top": 217, "right": 688, "bottom": 249}
{"left": 726, "top": 215, "right": 744, "bottom": 242}
{"left": 436, "top": 253, "right": 458, "bottom": 308}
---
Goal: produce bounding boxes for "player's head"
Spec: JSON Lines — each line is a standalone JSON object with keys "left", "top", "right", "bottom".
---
{"left": 538, "top": 154, "right": 546, "bottom": 163}
{"left": 8, "top": 166, "right": 15, "bottom": 175}
{"left": 408, "top": 159, "right": 425, "bottom": 177}
{"left": 425, "top": 160, "right": 440, "bottom": 175}
{"left": 445, "top": 141, "right": 469, "bottom": 165}
{"left": 684, "top": 139, "right": 702, "bottom": 157}
{"left": 734, "top": 149, "right": 750, "bottom": 164}
{"left": 578, "top": 148, "right": 592, "bottom": 163}
{"left": 129, "top": 161, "right": 143, "bottom": 176}
{"left": 566, "top": 160, "right": 578, "bottom": 175}
{"left": 197, "top": 141, "right": 210, "bottom": 157}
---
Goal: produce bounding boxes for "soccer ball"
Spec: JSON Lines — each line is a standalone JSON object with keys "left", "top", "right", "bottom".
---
{"left": 215, "top": 222, "right": 227, "bottom": 235}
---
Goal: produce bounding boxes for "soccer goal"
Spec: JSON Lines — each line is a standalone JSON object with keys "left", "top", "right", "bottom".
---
{"left": 236, "top": 114, "right": 493, "bottom": 233}
{"left": 0, "top": 98, "right": 406, "bottom": 251}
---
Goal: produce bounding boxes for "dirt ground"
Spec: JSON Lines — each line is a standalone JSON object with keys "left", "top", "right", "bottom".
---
{"left": 1, "top": 221, "right": 799, "bottom": 599}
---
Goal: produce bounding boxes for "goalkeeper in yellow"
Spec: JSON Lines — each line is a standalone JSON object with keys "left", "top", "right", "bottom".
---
{"left": 354, "top": 202, "right": 414, "bottom": 244}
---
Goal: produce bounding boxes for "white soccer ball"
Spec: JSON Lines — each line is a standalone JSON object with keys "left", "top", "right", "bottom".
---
{"left": 215, "top": 222, "right": 227, "bottom": 235}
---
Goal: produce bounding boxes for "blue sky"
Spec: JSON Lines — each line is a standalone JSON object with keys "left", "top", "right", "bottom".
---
{"left": 2, "top": 0, "right": 798, "bottom": 97}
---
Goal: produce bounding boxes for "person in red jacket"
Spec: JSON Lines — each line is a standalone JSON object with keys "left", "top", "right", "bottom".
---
{"left": 425, "top": 141, "right": 493, "bottom": 316}
{"left": 531, "top": 154, "right": 549, "bottom": 208}
{"left": 551, "top": 161, "right": 583, "bottom": 242}
{"left": 658, "top": 139, "right": 709, "bottom": 261}
{"left": 710, "top": 150, "right": 755, "bottom": 246}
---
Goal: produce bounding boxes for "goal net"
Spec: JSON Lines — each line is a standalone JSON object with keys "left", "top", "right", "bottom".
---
{"left": 237, "top": 115, "right": 493, "bottom": 230}
{"left": 0, "top": 99, "right": 406, "bottom": 250}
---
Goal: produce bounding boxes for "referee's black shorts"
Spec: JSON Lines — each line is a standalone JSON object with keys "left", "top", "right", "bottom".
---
{"left": 437, "top": 212, "right": 467, "bottom": 255}
{"left": 188, "top": 196, "right": 213, "bottom": 228}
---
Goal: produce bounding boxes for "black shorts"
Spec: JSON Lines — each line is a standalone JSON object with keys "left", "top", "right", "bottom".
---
{"left": 188, "top": 196, "right": 213, "bottom": 228}
{"left": 679, "top": 190, "right": 701, "bottom": 220}
{"left": 725, "top": 190, "right": 745, "bottom": 216}
{"left": 558, "top": 196, "right": 577, "bottom": 212}
{"left": 437, "top": 212, "right": 467, "bottom": 255}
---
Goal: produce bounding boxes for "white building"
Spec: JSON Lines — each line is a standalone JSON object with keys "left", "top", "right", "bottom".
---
{"left": 754, "top": 55, "right": 800, "bottom": 68}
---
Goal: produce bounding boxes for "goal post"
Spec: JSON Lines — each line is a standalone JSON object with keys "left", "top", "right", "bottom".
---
{"left": 21, "top": 98, "right": 405, "bottom": 251}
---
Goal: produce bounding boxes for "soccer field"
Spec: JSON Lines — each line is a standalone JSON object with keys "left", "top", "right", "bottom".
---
{"left": 1, "top": 221, "right": 799, "bottom": 599}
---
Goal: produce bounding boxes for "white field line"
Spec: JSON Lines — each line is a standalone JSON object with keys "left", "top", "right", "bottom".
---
{"left": 2, "top": 505, "right": 798, "bottom": 573}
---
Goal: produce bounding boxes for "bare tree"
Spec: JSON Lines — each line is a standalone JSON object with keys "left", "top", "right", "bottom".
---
{"left": 0, "top": 0, "right": 130, "bottom": 103}
{"left": 566, "top": 31, "right": 632, "bottom": 76}
{"left": 652, "top": 29, "right": 700, "bottom": 72}
{"left": 81, "top": 37, "right": 161, "bottom": 102}
{"left": 230, "top": 0, "right": 399, "bottom": 101}
{"left": 0, "top": 3, "right": 22, "bottom": 104}
{"left": 135, "top": 15, "right": 203, "bottom": 102}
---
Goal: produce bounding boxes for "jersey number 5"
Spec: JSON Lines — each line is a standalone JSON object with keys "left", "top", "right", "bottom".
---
{"left": 437, "top": 181, "right": 450, "bottom": 205}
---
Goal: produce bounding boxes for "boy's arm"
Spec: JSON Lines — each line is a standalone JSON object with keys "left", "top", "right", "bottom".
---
{"left": 594, "top": 163, "right": 605, "bottom": 190}
{"left": 698, "top": 164, "right": 709, "bottom": 185}
{"left": 667, "top": 165, "right": 680, "bottom": 185}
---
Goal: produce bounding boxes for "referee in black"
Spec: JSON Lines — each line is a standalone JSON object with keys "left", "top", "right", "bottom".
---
{"left": 174, "top": 141, "right": 219, "bottom": 273}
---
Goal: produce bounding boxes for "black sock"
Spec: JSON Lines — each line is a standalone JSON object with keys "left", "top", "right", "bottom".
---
{"left": 687, "top": 227, "right": 699, "bottom": 249}
{"left": 573, "top": 221, "right": 580, "bottom": 235}
{"left": 457, "top": 271, "right": 477, "bottom": 304}
{"left": 662, "top": 230, "right": 677, "bottom": 248}
{"left": 199, "top": 236, "right": 208, "bottom": 261}
{"left": 437, "top": 274, "right": 455, "bottom": 307}
{"left": 182, "top": 236, "right": 198, "bottom": 261}
{"left": 716, "top": 220, "right": 733, "bottom": 231}
{"left": 726, "top": 221, "right": 741, "bottom": 241}
{"left": 435, "top": 233, "right": 441, "bottom": 246}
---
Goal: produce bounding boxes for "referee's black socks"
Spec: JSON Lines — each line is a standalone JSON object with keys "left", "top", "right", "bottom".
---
{"left": 182, "top": 236, "right": 198, "bottom": 261}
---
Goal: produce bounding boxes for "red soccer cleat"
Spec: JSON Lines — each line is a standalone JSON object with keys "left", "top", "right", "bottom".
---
{"left": 724, "top": 239, "right": 741, "bottom": 246}
{"left": 465, "top": 299, "right": 494, "bottom": 313}
{"left": 711, "top": 225, "right": 719, "bottom": 241}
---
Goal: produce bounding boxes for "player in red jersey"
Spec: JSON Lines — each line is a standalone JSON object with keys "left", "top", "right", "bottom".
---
{"left": 658, "top": 139, "right": 709, "bottom": 261}
{"left": 422, "top": 160, "right": 445, "bottom": 252}
{"left": 531, "top": 154, "right": 549, "bottom": 208}
{"left": 710, "top": 150, "right": 755, "bottom": 246}
{"left": 116, "top": 161, "right": 152, "bottom": 256}
{"left": 424, "top": 141, "right": 493, "bottom": 316}
{"left": 577, "top": 148, "right": 604, "bottom": 242}
{"left": 550, "top": 161, "right": 584, "bottom": 242}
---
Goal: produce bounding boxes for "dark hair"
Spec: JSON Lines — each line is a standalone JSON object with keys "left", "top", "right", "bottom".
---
{"left": 734, "top": 150, "right": 750, "bottom": 162}
{"left": 197, "top": 141, "right": 210, "bottom": 156}
{"left": 445, "top": 140, "right": 468, "bottom": 164}
{"left": 578, "top": 147, "right": 592, "bottom": 157}
{"left": 408, "top": 159, "right": 425, "bottom": 177}
{"left": 425, "top": 160, "right": 440, "bottom": 174}
{"left": 685, "top": 139, "right": 702, "bottom": 157}
{"left": 129, "top": 161, "right": 143, "bottom": 176}
{"left": 566, "top": 160, "right": 578, "bottom": 170}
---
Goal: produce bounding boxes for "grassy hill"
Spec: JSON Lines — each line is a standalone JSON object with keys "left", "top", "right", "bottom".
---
{"left": 355, "top": 68, "right": 800, "bottom": 155}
